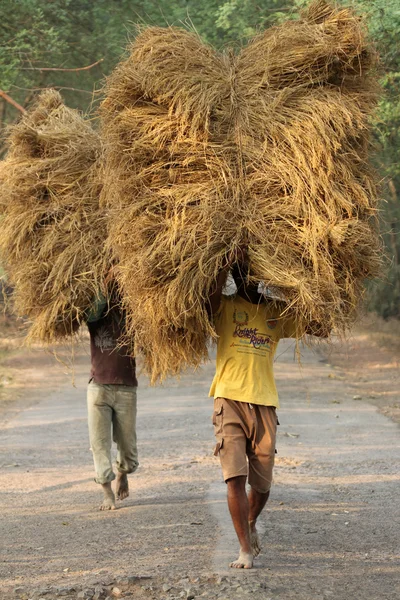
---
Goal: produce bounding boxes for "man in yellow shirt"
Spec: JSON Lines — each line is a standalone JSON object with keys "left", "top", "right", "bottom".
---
{"left": 208, "top": 259, "right": 308, "bottom": 569}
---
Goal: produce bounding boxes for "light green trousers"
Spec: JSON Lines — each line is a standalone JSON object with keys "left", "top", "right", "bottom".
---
{"left": 87, "top": 381, "right": 138, "bottom": 484}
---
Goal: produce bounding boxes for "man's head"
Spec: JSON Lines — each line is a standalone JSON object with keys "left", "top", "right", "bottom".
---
{"left": 231, "top": 262, "right": 247, "bottom": 293}
{"left": 231, "top": 261, "right": 261, "bottom": 304}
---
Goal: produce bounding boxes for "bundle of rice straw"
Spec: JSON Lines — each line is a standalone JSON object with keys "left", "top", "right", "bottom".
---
{"left": 100, "top": 0, "right": 382, "bottom": 383}
{"left": 0, "top": 90, "right": 107, "bottom": 342}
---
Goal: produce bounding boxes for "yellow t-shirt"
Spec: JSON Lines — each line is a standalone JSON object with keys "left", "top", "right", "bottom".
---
{"left": 209, "top": 294, "right": 299, "bottom": 407}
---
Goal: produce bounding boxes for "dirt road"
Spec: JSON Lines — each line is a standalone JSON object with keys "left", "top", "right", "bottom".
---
{"left": 0, "top": 340, "right": 399, "bottom": 600}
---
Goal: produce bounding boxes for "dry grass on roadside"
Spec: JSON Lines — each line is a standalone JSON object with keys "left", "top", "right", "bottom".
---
{"left": 358, "top": 313, "right": 400, "bottom": 355}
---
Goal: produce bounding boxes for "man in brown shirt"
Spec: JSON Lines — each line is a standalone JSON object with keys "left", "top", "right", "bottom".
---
{"left": 86, "top": 291, "right": 138, "bottom": 510}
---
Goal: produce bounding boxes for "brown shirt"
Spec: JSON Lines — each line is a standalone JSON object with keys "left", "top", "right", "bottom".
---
{"left": 87, "top": 306, "right": 137, "bottom": 387}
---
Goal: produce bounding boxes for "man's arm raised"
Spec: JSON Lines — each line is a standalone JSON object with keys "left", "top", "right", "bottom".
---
{"left": 207, "top": 263, "right": 231, "bottom": 317}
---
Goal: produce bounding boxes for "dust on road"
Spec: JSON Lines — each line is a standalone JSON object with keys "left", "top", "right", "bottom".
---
{"left": 0, "top": 339, "right": 399, "bottom": 600}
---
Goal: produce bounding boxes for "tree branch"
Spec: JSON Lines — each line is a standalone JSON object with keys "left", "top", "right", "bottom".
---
{"left": 21, "top": 58, "right": 104, "bottom": 72}
{"left": 12, "top": 84, "right": 95, "bottom": 96}
{"left": 0, "top": 90, "right": 26, "bottom": 114}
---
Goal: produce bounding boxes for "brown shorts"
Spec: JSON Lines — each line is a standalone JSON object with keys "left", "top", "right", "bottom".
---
{"left": 212, "top": 397, "right": 278, "bottom": 494}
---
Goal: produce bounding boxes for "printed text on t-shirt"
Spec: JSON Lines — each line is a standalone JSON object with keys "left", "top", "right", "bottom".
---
{"left": 233, "top": 325, "right": 273, "bottom": 349}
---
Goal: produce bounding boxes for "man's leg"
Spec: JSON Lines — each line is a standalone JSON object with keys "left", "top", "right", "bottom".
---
{"left": 246, "top": 404, "right": 277, "bottom": 554}
{"left": 112, "top": 386, "right": 138, "bottom": 501}
{"left": 248, "top": 488, "right": 270, "bottom": 556}
{"left": 213, "top": 398, "right": 254, "bottom": 568}
{"left": 227, "top": 476, "right": 254, "bottom": 569}
{"left": 87, "top": 382, "right": 116, "bottom": 510}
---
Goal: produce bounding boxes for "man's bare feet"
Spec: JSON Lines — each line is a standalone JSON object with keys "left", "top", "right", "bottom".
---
{"left": 230, "top": 549, "right": 254, "bottom": 569}
{"left": 116, "top": 472, "right": 129, "bottom": 501}
{"left": 249, "top": 520, "right": 261, "bottom": 557}
{"left": 100, "top": 482, "right": 116, "bottom": 511}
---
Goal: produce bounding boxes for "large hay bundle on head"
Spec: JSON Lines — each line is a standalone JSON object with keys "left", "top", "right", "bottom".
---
{"left": 236, "top": 0, "right": 382, "bottom": 327}
{"left": 0, "top": 90, "right": 107, "bottom": 343}
{"left": 101, "top": 0, "right": 382, "bottom": 383}
{"left": 101, "top": 27, "right": 238, "bottom": 381}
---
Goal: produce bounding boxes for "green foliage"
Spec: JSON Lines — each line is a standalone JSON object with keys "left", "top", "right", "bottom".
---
{"left": 0, "top": 0, "right": 295, "bottom": 121}
{"left": 0, "top": 0, "right": 185, "bottom": 118}
{"left": 213, "top": 0, "right": 293, "bottom": 42}
{"left": 350, "top": 0, "right": 400, "bottom": 318}
{"left": 0, "top": 2, "right": 67, "bottom": 94}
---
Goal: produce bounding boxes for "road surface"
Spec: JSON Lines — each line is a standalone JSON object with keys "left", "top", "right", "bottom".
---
{"left": 0, "top": 341, "right": 399, "bottom": 600}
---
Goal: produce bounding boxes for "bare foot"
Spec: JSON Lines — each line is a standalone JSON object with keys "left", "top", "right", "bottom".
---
{"left": 230, "top": 550, "right": 253, "bottom": 569}
{"left": 100, "top": 482, "right": 116, "bottom": 511}
{"left": 116, "top": 472, "right": 129, "bottom": 501}
{"left": 249, "top": 520, "right": 261, "bottom": 557}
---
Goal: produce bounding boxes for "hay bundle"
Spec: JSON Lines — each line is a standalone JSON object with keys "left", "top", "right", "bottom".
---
{"left": 101, "top": 0, "right": 382, "bottom": 382}
{"left": 0, "top": 90, "right": 107, "bottom": 342}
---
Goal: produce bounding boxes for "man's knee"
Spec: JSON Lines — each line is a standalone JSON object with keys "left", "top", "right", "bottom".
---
{"left": 226, "top": 475, "right": 247, "bottom": 493}
{"left": 250, "top": 487, "right": 270, "bottom": 499}
{"left": 117, "top": 458, "right": 139, "bottom": 474}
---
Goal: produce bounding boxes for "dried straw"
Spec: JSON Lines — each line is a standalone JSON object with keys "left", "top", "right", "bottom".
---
{"left": 0, "top": 90, "right": 107, "bottom": 343}
{"left": 100, "top": 0, "right": 382, "bottom": 382}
